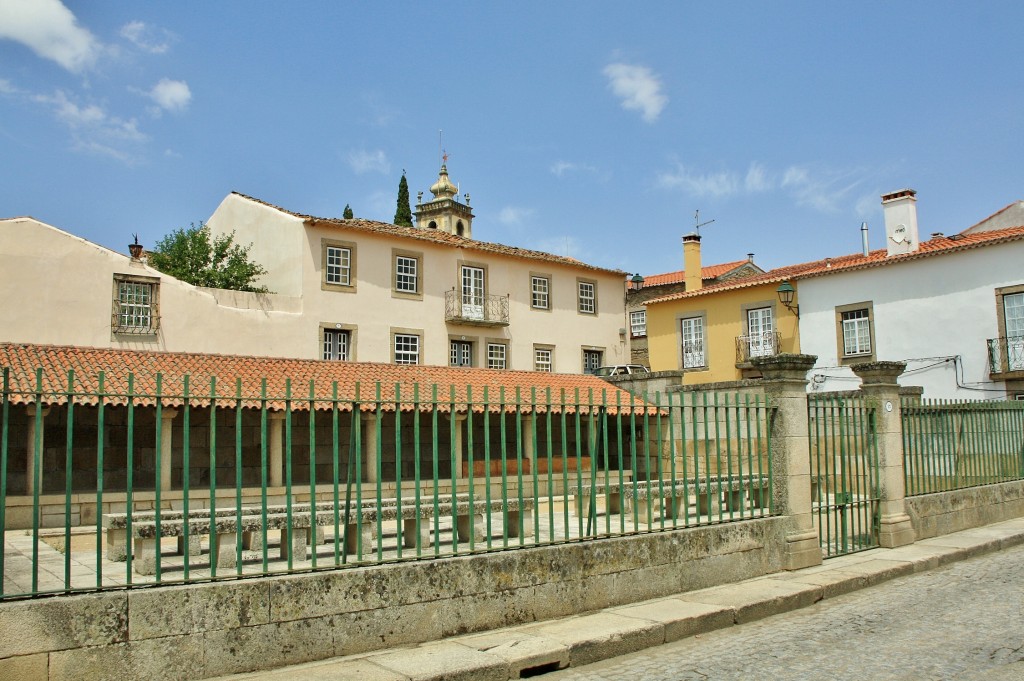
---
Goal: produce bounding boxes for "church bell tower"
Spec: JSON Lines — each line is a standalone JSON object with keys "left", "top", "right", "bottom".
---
{"left": 414, "top": 159, "right": 474, "bottom": 238}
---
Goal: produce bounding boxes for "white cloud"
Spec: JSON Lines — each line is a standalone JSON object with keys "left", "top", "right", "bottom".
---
{"left": 149, "top": 78, "right": 191, "bottom": 112}
{"left": 120, "top": 20, "right": 175, "bottom": 54}
{"left": 603, "top": 62, "right": 667, "bottom": 123}
{"left": 0, "top": 0, "right": 103, "bottom": 73}
{"left": 347, "top": 149, "right": 390, "bottom": 175}
{"left": 781, "top": 165, "right": 866, "bottom": 212}
{"left": 33, "top": 89, "right": 146, "bottom": 161}
{"left": 550, "top": 160, "right": 599, "bottom": 178}
{"left": 744, "top": 162, "right": 771, "bottom": 192}
{"left": 0, "top": 78, "right": 18, "bottom": 95}
{"left": 532, "top": 235, "right": 587, "bottom": 261}
{"left": 657, "top": 164, "right": 738, "bottom": 198}
{"left": 497, "top": 206, "right": 534, "bottom": 225}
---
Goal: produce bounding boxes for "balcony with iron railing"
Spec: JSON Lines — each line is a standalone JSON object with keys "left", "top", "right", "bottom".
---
{"left": 444, "top": 289, "right": 510, "bottom": 326}
{"left": 735, "top": 331, "right": 782, "bottom": 365}
{"left": 987, "top": 335, "right": 1024, "bottom": 377}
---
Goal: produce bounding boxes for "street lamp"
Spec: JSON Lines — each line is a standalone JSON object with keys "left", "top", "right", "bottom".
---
{"left": 776, "top": 280, "right": 799, "bottom": 317}
{"left": 630, "top": 273, "right": 645, "bottom": 290}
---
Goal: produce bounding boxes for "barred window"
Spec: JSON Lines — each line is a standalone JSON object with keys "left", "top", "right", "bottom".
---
{"left": 112, "top": 275, "right": 159, "bottom": 334}
{"left": 680, "top": 316, "right": 705, "bottom": 368}
{"left": 394, "top": 334, "right": 420, "bottom": 365}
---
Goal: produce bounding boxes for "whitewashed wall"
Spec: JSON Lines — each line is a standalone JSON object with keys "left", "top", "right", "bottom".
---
{"left": 797, "top": 241, "right": 1024, "bottom": 399}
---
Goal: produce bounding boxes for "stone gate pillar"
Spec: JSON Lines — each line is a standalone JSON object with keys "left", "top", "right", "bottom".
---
{"left": 268, "top": 412, "right": 285, "bottom": 488}
{"left": 751, "top": 354, "right": 822, "bottom": 570}
{"left": 25, "top": 405, "right": 50, "bottom": 496}
{"left": 852, "top": 362, "right": 916, "bottom": 548}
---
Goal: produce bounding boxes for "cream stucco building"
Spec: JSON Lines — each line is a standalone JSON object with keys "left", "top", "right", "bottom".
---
{"left": 1, "top": 164, "right": 629, "bottom": 372}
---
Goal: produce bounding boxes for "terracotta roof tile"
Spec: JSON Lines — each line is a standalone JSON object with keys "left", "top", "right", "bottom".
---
{"left": 633, "top": 260, "right": 752, "bottom": 289}
{"left": 645, "top": 225, "right": 1024, "bottom": 305}
{"left": 232, "top": 192, "right": 626, "bottom": 276}
{"left": 0, "top": 343, "right": 654, "bottom": 415}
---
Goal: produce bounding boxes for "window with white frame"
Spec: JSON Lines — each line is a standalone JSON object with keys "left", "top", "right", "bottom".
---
{"left": 487, "top": 343, "right": 507, "bottom": 370}
{"left": 680, "top": 316, "right": 705, "bottom": 368}
{"left": 112, "top": 275, "right": 159, "bottom": 334}
{"left": 583, "top": 349, "right": 602, "bottom": 374}
{"left": 394, "top": 334, "right": 420, "bottom": 365}
{"left": 841, "top": 309, "right": 872, "bottom": 356}
{"left": 534, "top": 347, "right": 553, "bottom": 372}
{"left": 395, "top": 255, "right": 418, "bottom": 293}
{"left": 531, "top": 276, "right": 550, "bottom": 310}
{"left": 630, "top": 310, "right": 646, "bottom": 337}
{"left": 326, "top": 246, "right": 351, "bottom": 286}
{"left": 578, "top": 280, "right": 596, "bottom": 314}
{"left": 323, "top": 329, "right": 350, "bottom": 360}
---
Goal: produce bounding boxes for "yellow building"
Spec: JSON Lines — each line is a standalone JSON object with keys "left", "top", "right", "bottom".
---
{"left": 645, "top": 234, "right": 807, "bottom": 383}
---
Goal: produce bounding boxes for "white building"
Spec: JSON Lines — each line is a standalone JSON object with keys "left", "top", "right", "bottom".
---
{"left": 794, "top": 190, "right": 1024, "bottom": 400}
{"left": 1, "top": 164, "right": 629, "bottom": 373}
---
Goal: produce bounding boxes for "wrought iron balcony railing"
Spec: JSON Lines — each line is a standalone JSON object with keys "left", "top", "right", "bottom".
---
{"left": 987, "top": 335, "right": 1024, "bottom": 375}
{"left": 444, "top": 289, "right": 510, "bottom": 326}
{"left": 736, "top": 331, "right": 782, "bottom": 364}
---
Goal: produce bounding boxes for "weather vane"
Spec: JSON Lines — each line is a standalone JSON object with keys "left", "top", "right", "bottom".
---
{"left": 693, "top": 209, "right": 715, "bottom": 235}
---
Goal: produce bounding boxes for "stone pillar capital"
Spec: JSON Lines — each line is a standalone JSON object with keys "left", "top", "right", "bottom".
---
{"left": 751, "top": 353, "right": 817, "bottom": 384}
{"left": 851, "top": 361, "right": 907, "bottom": 389}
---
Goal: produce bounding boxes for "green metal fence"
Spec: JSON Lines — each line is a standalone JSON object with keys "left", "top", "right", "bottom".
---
{"left": 0, "top": 368, "right": 774, "bottom": 599}
{"left": 808, "top": 395, "right": 880, "bottom": 558}
{"left": 902, "top": 398, "right": 1024, "bottom": 496}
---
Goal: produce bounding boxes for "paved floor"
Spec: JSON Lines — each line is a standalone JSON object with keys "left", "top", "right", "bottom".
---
{"left": 213, "top": 517, "right": 1024, "bottom": 681}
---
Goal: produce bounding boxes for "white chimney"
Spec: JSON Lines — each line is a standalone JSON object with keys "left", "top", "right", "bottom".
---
{"left": 882, "top": 189, "right": 919, "bottom": 257}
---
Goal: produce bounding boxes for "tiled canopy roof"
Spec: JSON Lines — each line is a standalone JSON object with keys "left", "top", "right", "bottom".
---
{"left": 0, "top": 344, "right": 654, "bottom": 415}
{"left": 232, "top": 192, "right": 626, "bottom": 277}
{"left": 645, "top": 225, "right": 1024, "bottom": 305}
{"left": 632, "top": 260, "right": 752, "bottom": 289}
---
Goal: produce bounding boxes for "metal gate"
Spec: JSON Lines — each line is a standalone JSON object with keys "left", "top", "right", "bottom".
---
{"left": 808, "top": 395, "right": 880, "bottom": 558}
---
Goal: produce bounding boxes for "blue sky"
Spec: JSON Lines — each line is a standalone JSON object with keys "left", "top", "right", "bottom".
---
{"left": 2, "top": 1, "right": 1022, "bottom": 276}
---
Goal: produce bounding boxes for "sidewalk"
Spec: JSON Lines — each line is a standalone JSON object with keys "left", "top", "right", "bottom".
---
{"left": 214, "top": 517, "right": 1024, "bottom": 681}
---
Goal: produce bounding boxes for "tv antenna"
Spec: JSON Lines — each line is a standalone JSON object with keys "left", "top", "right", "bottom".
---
{"left": 693, "top": 209, "right": 715, "bottom": 235}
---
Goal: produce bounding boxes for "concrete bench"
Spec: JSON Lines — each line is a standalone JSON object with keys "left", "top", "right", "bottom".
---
{"left": 577, "top": 475, "right": 770, "bottom": 519}
{"left": 126, "top": 496, "right": 535, "bottom": 576}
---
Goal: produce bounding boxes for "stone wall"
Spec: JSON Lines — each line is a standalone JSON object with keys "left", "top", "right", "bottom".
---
{"left": 0, "top": 518, "right": 787, "bottom": 681}
{"left": 906, "top": 480, "right": 1024, "bottom": 539}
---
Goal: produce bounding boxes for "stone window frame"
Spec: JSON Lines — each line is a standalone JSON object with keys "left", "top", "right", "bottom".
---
{"left": 995, "top": 283, "right": 1024, "bottom": 340}
{"left": 112, "top": 273, "right": 160, "bottom": 335}
{"left": 835, "top": 301, "right": 876, "bottom": 365}
{"left": 391, "top": 328, "right": 423, "bottom": 365}
{"left": 448, "top": 333, "right": 479, "bottom": 368}
{"left": 582, "top": 346, "right": 605, "bottom": 374}
{"left": 320, "top": 322, "right": 357, "bottom": 361}
{"left": 486, "top": 341, "right": 508, "bottom": 370}
{"left": 534, "top": 344, "right": 555, "bottom": 372}
{"left": 577, "top": 278, "right": 598, "bottom": 315}
{"left": 629, "top": 309, "right": 647, "bottom": 337}
{"left": 392, "top": 248, "right": 424, "bottom": 300}
{"left": 530, "top": 273, "right": 552, "bottom": 311}
{"left": 321, "top": 238, "right": 357, "bottom": 293}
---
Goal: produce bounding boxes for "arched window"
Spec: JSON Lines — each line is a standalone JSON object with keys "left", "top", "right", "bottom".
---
{"left": 428, "top": 221, "right": 437, "bottom": 229}
{"left": 456, "top": 221, "right": 464, "bottom": 236}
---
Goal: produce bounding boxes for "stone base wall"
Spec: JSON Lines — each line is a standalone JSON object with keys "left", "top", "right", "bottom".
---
{"left": 0, "top": 518, "right": 787, "bottom": 681}
{"left": 906, "top": 480, "right": 1024, "bottom": 539}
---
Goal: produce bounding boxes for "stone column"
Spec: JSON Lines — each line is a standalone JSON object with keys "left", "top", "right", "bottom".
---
{"left": 25, "top": 405, "right": 50, "bottom": 496}
{"left": 267, "top": 412, "right": 285, "bottom": 487}
{"left": 361, "top": 412, "right": 379, "bottom": 483}
{"left": 751, "top": 354, "right": 822, "bottom": 570}
{"left": 521, "top": 414, "right": 535, "bottom": 475}
{"left": 852, "top": 361, "right": 916, "bottom": 548}
{"left": 159, "top": 409, "right": 178, "bottom": 491}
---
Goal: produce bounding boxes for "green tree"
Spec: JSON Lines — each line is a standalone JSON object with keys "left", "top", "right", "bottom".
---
{"left": 393, "top": 173, "right": 413, "bottom": 227}
{"left": 147, "top": 222, "right": 269, "bottom": 293}
{"left": 343, "top": 204, "right": 354, "bottom": 219}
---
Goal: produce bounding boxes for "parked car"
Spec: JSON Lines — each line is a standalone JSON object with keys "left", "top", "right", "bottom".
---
{"left": 592, "top": 364, "right": 650, "bottom": 377}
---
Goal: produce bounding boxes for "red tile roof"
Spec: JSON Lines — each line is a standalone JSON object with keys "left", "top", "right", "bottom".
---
{"left": 0, "top": 344, "right": 653, "bottom": 415}
{"left": 232, "top": 192, "right": 626, "bottom": 277}
{"left": 645, "top": 225, "right": 1024, "bottom": 305}
{"left": 630, "top": 260, "right": 751, "bottom": 289}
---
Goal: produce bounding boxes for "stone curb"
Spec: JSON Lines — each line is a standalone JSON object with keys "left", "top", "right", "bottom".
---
{"left": 215, "top": 518, "right": 1024, "bottom": 681}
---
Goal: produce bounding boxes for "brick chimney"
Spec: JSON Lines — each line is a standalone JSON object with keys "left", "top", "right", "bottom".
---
{"left": 882, "top": 189, "right": 919, "bottom": 257}
{"left": 683, "top": 233, "right": 702, "bottom": 291}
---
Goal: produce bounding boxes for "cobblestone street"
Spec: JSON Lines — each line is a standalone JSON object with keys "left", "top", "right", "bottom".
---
{"left": 549, "top": 544, "right": 1024, "bottom": 681}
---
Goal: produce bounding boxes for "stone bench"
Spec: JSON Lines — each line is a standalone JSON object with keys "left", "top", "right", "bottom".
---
{"left": 577, "top": 475, "right": 770, "bottom": 519}
{"left": 126, "top": 495, "right": 535, "bottom": 576}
